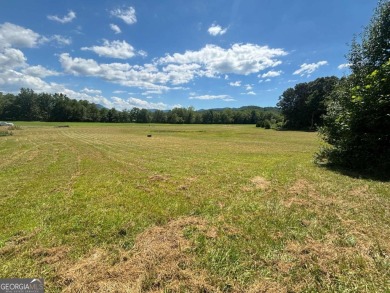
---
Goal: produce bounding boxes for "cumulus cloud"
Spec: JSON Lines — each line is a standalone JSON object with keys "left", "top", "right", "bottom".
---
{"left": 159, "top": 43, "right": 287, "bottom": 76}
{"left": 113, "top": 90, "right": 127, "bottom": 94}
{"left": 47, "top": 10, "right": 76, "bottom": 24}
{"left": 0, "top": 70, "right": 51, "bottom": 91}
{"left": 0, "top": 48, "right": 27, "bottom": 70}
{"left": 0, "top": 67, "right": 116, "bottom": 109}
{"left": 110, "top": 24, "right": 122, "bottom": 34}
{"left": 293, "top": 61, "right": 328, "bottom": 77}
{"left": 81, "top": 40, "right": 137, "bottom": 59}
{"left": 0, "top": 22, "right": 69, "bottom": 49}
{"left": 0, "top": 22, "right": 43, "bottom": 48}
{"left": 162, "top": 63, "right": 202, "bottom": 85}
{"left": 111, "top": 96, "right": 168, "bottom": 110}
{"left": 111, "top": 6, "right": 137, "bottom": 25}
{"left": 245, "top": 84, "right": 253, "bottom": 91}
{"left": 338, "top": 63, "right": 351, "bottom": 70}
{"left": 189, "top": 94, "right": 235, "bottom": 101}
{"left": 229, "top": 81, "right": 241, "bottom": 87}
{"left": 59, "top": 54, "right": 188, "bottom": 89}
{"left": 21, "top": 65, "right": 60, "bottom": 78}
{"left": 59, "top": 42, "right": 287, "bottom": 93}
{"left": 59, "top": 53, "right": 171, "bottom": 91}
{"left": 138, "top": 50, "right": 148, "bottom": 58}
{"left": 246, "top": 91, "right": 256, "bottom": 95}
{"left": 48, "top": 35, "right": 72, "bottom": 46}
{"left": 81, "top": 88, "right": 102, "bottom": 95}
{"left": 261, "top": 70, "right": 282, "bottom": 78}
{"left": 59, "top": 53, "right": 102, "bottom": 76}
{"left": 208, "top": 24, "right": 228, "bottom": 36}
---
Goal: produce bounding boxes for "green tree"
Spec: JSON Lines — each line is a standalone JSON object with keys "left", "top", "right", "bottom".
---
{"left": 151, "top": 110, "right": 167, "bottom": 123}
{"left": 137, "top": 108, "right": 151, "bottom": 123}
{"left": 317, "top": 0, "right": 390, "bottom": 171}
{"left": 278, "top": 77, "right": 339, "bottom": 130}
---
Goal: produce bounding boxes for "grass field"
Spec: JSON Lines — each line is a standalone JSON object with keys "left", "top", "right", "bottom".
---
{"left": 0, "top": 122, "right": 389, "bottom": 292}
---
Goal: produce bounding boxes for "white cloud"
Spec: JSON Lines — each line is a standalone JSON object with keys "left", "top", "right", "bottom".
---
{"left": 0, "top": 68, "right": 115, "bottom": 109}
{"left": 0, "top": 48, "right": 27, "bottom": 70}
{"left": 59, "top": 43, "right": 287, "bottom": 93}
{"left": 247, "top": 91, "right": 256, "bottom": 95}
{"left": 162, "top": 63, "right": 202, "bottom": 85}
{"left": 111, "top": 6, "right": 137, "bottom": 25}
{"left": 113, "top": 90, "right": 127, "bottom": 94}
{"left": 189, "top": 94, "right": 235, "bottom": 101}
{"left": 110, "top": 24, "right": 121, "bottom": 34}
{"left": 81, "top": 88, "right": 102, "bottom": 95}
{"left": 49, "top": 35, "right": 72, "bottom": 46}
{"left": 111, "top": 96, "right": 168, "bottom": 110}
{"left": 59, "top": 53, "right": 171, "bottom": 91}
{"left": 159, "top": 43, "right": 287, "bottom": 76}
{"left": 59, "top": 53, "right": 102, "bottom": 76}
{"left": 208, "top": 24, "right": 228, "bottom": 36}
{"left": 245, "top": 84, "right": 253, "bottom": 91}
{"left": 261, "top": 70, "right": 282, "bottom": 78}
{"left": 138, "top": 50, "right": 148, "bottom": 58}
{"left": 338, "top": 63, "right": 351, "bottom": 70}
{"left": 60, "top": 89, "right": 114, "bottom": 109}
{"left": 229, "top": 81, "right": 241, "bottom": 87}
{"left": 47, "top": 10, "right": 76, "bottom": 24}
{"left": 0, "top": 23, "right": 43, "bottom": 48}
{"left": 0, "top": 70, "right": 51, "bottom": 91}
{"left": 59, "top": 53, "right": 188, "bottom": 89}
{"left": 81, "top": 40, "right": 136, "bottom": 59}
{"left": 21, "top": 65, "right": 60, "bottom": 78}
{"left": 293, "top": 61, "right": 328, "bottom": 77}
{"left": 0, "top": 55, "right": 119, "bottom": 110}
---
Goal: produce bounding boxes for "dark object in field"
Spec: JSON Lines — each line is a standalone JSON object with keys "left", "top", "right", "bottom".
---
{"left": 56, "top": 125, "right": 70, "bottom": 128}
{"left": 147, "top": 134, "right": 152, "bottom": 137}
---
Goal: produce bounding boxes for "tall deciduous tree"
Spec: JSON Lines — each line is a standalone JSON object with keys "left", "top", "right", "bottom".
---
{"left": 317, "top": 0, "right": 390, "bottom": 171}
{"left": 278, "top": 77, "right": 339, "bottom": 130}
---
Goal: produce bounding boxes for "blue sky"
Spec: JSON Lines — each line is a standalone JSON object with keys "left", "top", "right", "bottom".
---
{"left": 0, "top": 0, "right": 378, "bottom": 110}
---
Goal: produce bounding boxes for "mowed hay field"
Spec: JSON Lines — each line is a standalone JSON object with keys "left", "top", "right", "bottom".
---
{"left": 0, "top": 123, "right": 389, "bottom": 292}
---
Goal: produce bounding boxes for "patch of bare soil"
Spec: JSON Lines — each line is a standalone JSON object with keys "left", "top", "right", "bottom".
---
{"left": 242, "top": 176, "right": 271, "bottom": 192}
{"left": 59, "top": 217, "right": 220, "bottom": 292}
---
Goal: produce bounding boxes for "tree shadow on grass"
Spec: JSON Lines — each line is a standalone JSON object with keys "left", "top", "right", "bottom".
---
{"left": 317, "top": 164, "right": 390, "bottom": 182}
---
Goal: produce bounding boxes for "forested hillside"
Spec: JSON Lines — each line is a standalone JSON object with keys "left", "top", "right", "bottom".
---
{"left": 0, "top": 88, "right": 282, "bottom": 126}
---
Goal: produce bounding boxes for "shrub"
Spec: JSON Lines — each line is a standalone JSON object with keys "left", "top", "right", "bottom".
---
{"left": 263, "top": 120, "right": 271, "bottom": 129}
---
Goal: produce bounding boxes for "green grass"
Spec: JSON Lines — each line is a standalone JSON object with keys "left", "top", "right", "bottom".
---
{"left": 0, "top": 122, "right": 389, "bottom": 292}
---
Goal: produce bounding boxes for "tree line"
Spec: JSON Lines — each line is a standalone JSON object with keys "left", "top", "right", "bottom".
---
{"left": 0, "top": 88, "right": 282, "bottom": 126}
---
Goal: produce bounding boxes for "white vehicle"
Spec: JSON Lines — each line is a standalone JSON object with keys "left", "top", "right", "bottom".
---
{"left": 0, "top": 121, "right": 14, "bottom": 126}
